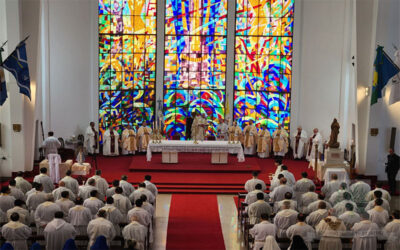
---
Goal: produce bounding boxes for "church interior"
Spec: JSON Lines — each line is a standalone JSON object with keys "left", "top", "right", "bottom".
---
{"left": 0, "top": 0, "right": 400, "bottom": 249}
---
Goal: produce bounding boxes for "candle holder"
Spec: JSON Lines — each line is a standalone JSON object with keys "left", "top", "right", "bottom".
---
{"left": 152, "top": 129, "right": 162, "bottom": 144}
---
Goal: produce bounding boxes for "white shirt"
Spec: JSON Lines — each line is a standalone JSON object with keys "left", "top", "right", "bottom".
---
{"left": 42, "top": 136, "right": 61, "bottom": 156}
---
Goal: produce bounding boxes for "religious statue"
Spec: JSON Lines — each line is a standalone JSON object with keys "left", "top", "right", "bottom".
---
{"left": 328, "top": 118, "right": 340, "bottom": 148}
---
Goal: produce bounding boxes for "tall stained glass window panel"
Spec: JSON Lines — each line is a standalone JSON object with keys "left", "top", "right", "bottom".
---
{"left": 98, "top": 0, "right": 157, "bottom": 142}
{"left": 234, "top": 0, "right": 293, "bottom": 133}
{"left": 164, "top": 0, "right": 228, "bottom": 139}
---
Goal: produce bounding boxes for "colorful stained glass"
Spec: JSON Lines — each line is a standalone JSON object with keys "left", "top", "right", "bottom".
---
{"left": 234, "top": 0, "right": 293, "bottom": 131}
{"left": 98, "top": 0, "right": 156, "bottom": 142}
{"left": 164, "top": 0, "right": 228, "bottom": 139}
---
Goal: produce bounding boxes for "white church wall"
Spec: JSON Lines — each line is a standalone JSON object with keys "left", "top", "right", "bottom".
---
{"left": 365, "top": 0, "right": 400, "bottom": 179}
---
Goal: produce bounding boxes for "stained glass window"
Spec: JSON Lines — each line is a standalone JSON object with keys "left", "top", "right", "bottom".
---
{"left": 163, "top": 0, "right": 228, "bottom": 139}
{"left": 234, "top": 0, "right": 293, "bottom": 133}
{"left": 98, "top": 0, "right": 156, "bottom": 142}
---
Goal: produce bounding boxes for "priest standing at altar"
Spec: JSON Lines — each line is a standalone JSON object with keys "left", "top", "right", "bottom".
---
{"left": 228, "top": 121, "right": 242, "bottom": 143}
{"left": 306, "top": 128, "right": 323, "bottom": 161}
{"left": 121, "top": 124, "right": 137, "bottom": 155}
{"left": 103, "top": 126, "right": 119, "bottom": 156}
{"left": 243, "top": 120, "right": 257, "bottom": 155}
{"left": 137, "top": 121, "right": 152, "bottom": 152}
{"left": 291, "top": 126, "right": 307, "bottom": 159}
{"left": 272, "top": 125, "right": 289, "bottom": 157}
{"left": 257, "top": 125, "right": 271, "bottom": 158}
{"left": 192, "top": 113, "right": 207, "bottom": 141}
{"left": 85, "top": 122, "right": 99, "bottom": 155}
{"left": 216, "top": 119, "right": 229, "bottom": 141}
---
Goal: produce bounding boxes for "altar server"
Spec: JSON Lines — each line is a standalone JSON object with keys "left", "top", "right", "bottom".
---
{"left": 34, "top": 198, "right": 62, "bottom": 235}
{"left": 249, "top": 213, "right": 277, "bottom": 250}
{"left": 87, "top": 170, "right": 109, "bottom": 198}
{"left": 272, "top": 125, "right": 289, "bottom": 157}
{"left": 102, "top": 197, "right": 124, "bottom": 235}
{"left": 85, "top": 122, "right": 99, "bottom": 154}
{"left": 315, "top": 216, "right": 346, "bottom": 250}
{"left": 44, "top": 211, "right": 76, "bottom": 250}
{"left": 351, "top": 212, "right": 380, "bottom": 250}
{"left": 14, "top": 172, "right": 32, "bottom": 194}
{"left": 122, "top": 124, "right": 137, "bottom": 155}
{"left": 273, "top": 201, "right": 298, "bottom": 238}
{"left": 122, "top": 216, "right": 147, "bottom": 250}
{"left": 244, "top": 171, "right": 266, "bottom": 192}
{"left": 87, "top": 210, "right": 116, "bottom": 248}
{"left": 137, "top": 121, "right": 152, "bottom": 152}
{"left": 228, "top": 120, "right": 242, "bottom": 143}
{"left": 384, "top": 210, "right": 400, "bottom": 250}
{"left": 306, "top": 128, "right": 323, "bottom": 161}
{"left": 42, "top": 131, "right": 61, "bottom": 157}
{"left": 1, "top": 213, "right": 31, "bottom": 250}
{"left": 103, "top": 126, "right": 119, "bottom": 156}
{"left": 243, "top": 120, "right": 258, "bottom": 155}
{"left": 286, "top": 213, "right": 316, "bottom": 250}
{"left": 248, "top": 193, "right": 273, "bottom": 224}
{"left": 33, "top": 167, "right": 54, "bottom": 193}
{"left": 257, "top": 125, "right": 271, "bottom": 158}
{"left": 292, "top": 126, "right": 308, "bottom": 159}
{"left": 68, "top": 198, "right": 92, "bottom": 235}
{"left": 350, "top": 180, "right": 371, "bottom": 205}
{"left": 60, "top": 170, "right": 79, "bottom": 194}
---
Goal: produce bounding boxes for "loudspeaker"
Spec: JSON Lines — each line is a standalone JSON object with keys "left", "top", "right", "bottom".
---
{"left": 390, "top": 127, "right": 396, "bottom": 150}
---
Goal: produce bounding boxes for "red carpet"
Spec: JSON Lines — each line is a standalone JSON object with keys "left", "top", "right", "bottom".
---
{"left": 166, "top": 194, "right": 225, "bottom": 250}
{"left": 129, "top": 153, "right": 261, "bottom": 172}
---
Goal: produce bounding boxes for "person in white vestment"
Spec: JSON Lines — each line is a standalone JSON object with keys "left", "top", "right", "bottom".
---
{"left": 272, "top": 125, "right": 289, "bottom": 157}
{"left": 365, "top": 182, "right": 391, "bottom": 201}
{"left": 280, "top": 165, "right": 296, "bottom": 186}
{"left": 14, "top": 172, "right": 32, "bottom": 194}
{"left": 367, "top": 198, "right": 389, "bottom": 228}
{"left": 270, "top": 178, "right": 295, "bottom": 202}
{"left": 83, "top": 190, "right": 104, "bottom": 218}
{"left": 286, "top": 213, "right": 316, "bottom": 250}
{"left": 87, "top": 170, "right": 109, "bottom": 198}
{"left": 60, "top": 170, "right": 80, "bottom": 194}
{"left": 103, "top": 126, "right": 120, "bottom": 156}
{"left": 129, "top": 183, "right": 156, "bottom": 204}
{"left": 216, "top": 118, "right": 229, "bottom": 141}
{"left": 338, "top": 203, "right": 361, "bottom": 230}
{"left": 257, "top": 125, "right": 271, "bottom": 158}
{"left": 34, "top": 198, "right": 62, "bottom": 235}
{"left": 294, "top": 172, "right": 315, "bottom": 205}
{"left": 333, "top": 192, "right": 357, "bottom": 216}
{"left": 300, "top": 186, "right": 319, "bottom": 213}
{"left": 248, "top": 193, "right": 273, "bottom": 225}
{"left": 306, "top": 194, "right": 332, "bottom": 214}
{"left": 140, "top": 195, "right": 155, "bottom": 216}
{"left": 249, "top": 213, "right": 277, "bottom": 250}
{"left": 8, "top": 180, "right": 25, "bottom": 202}
{"left": 191, "top": 113, "right": 204, "bottom": 141}
{"left": 137, "top": 121, "right": 152, "bottom": 152}
{"left": 7, "top": 200, "right": 31, "bottom": 225}
{"left": 306, "top": 202, "right": 329, "bottom": 228}
{"left": 270, "top": 174, "right": 284, "bottom": 192}
{"left": 244, "top": 171, "right": 266, "bottom": 192}
{"left": 106, "top": 180, "right": 119, "bottom": 198}
{"left": 321, "top": 174, "right": 341, "bottom": 199}
{"left": 306, "top": 128, "right": 323, "bottom": 162}
{"left": 384, "top": 210, "right": 400, "bottom": 250}
{"left": 68, "top": 198, "right": 92, "bottom": 235}
{"left": 0, "top": 187, "right": 16, "bottom": 213}
{"left": 42, "top": 131, "right": 61, "bottom": 158}
{"left": 127, "top": 199, "right": 153, "bottom": 242}
{"left": 1, "top": 213, "right": 31, "bottom": 250}
{"left": 55, "top": 191, "right": 75, "bottom": 221}
{"left": 228, "top": 121, "right": 243, "bottom": 143}
{"left": 144, "top": 175, "right": 158, "bottom": 197}
{"left": 33, "top": 167, "right": 55, "bottom": 193}
{"left": 102, "top": 197, "right": 124, "bottom": 235}
{"left": 273, "top": 201, "right": 298, "bottom": 238}
{"left": 329, "top": 182, "right": 351, "bottom": 206}
{"left": 365, "top": 190, "right": 391, "bottom": 211}
{"left": 292, "top": 126, "right": 308, "bottom": 159}
{"left": 263, "top": 235, "right": 281, "bottom": 250}
{"left": 315, "top": 216, "right": 346, "bottom": 250}
{"left": 78, "top": 178, "right": 101, "bottom": 200}
{"left": 245, "top": 183, "right": 269, "bottom": 206}
{"left": 120, "top": 175, "right": 135, "bottom": 196}
{"left": 85, "top": 122, "right": 99, "bottom": 154}
{"left": 122, "top": 216, "right": 147, "bottom": 250}
{"left": 52, "top": 181, "right": 76, "bottom": 201}
{"left": 350, "top": 180, "right": 371, "bottom": 205}
{"left": 26, "top": 183, "right": 48, "bottom": 217}
{"left": 274, "top": 192, "right": 297, "bottom": 213}
{"left": 243, "top": 120, "right": 258, "bottom": 155}
{"left": 351, "top": 212, "right": 380, "bottom": 250}
{"left": 87, "top": 209, "right": 116, "bottom": 248}
{"left": 112, "top": 187, "right": 132, "bottom": 223}
{"left": 44, "top": 211, "right": 76, "bottom": 250}
{"left": 121, "top": 124, "right": 137, "bottom": 155}
{"left": 273, "top": 158, "right": 284, "bottom": 178}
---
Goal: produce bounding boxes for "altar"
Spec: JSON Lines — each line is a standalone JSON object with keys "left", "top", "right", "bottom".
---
{"left": 146, "top": 140, "right": 245, "bottom": 164}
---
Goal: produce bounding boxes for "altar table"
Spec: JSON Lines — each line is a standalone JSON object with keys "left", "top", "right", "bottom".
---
{"left": 146, "top": 140, "right": 245, "bottom": 164}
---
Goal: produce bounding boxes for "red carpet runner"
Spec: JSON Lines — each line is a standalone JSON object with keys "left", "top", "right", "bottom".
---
{"left": 166, "top": 194, "right": 225, "bottom": 250}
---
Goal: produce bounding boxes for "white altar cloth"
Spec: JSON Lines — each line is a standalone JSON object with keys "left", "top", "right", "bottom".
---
{"left": 146, "top": 140, "right": 245, "bottom": 162}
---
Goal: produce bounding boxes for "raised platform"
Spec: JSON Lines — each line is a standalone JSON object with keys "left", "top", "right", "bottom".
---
{"left": 129, "top": 153, "right": 260, "bottom": 173}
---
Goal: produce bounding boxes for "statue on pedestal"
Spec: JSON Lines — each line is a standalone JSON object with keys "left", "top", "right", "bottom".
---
{"left": 328, "top": 118, "right": 340, "bottom": 148}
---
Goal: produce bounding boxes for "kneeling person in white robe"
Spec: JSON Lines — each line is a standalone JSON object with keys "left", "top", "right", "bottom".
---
{"left": 384, "top": 210, "right": 400, "bottom": 250}
{"left": 34, "top": 198, "right": 62, "bottom": 235}
{"left": 321, "top": 174, "right": 341, "bottom": 200}
{"left": 1, "top": 213, "right": 31, "bottom": 250}
{"left": 87, "top": 209, "right": 116, "bottom": 248}
{"left": 83, "top": 190, "right": 104, "bottom": 218}
{"left": 367, "top": 198, "right": 389, "bottom": 228}
{"left": 122, "top": 216, "right": 147, "bottom": 250}
{"left": 351, "top": 212, "right": 380, "bottom": 250}
{"left": 249, "top": 213, "right": 277, "bottom": 250}
{"left": 14, "top": 172, "right": 32, "bottom": 194}
{"left": 68, "top": 198, "right": 92, "bottom": 235}
{"left": 102, "top": 197, "right": 124, "bottom": 235}
{"left": 273, "top": 201, "right": 298, "bottom": 238}
{"left": 306, "top": 201, "right": 329, "bottom": 228}
{"left": 286, "top": 213, "right": 316, "bottom": 250}
{"left": 33, "top": 167, "right": 54, "bottom": 193}
{"left": 44, "top": 211, "right": 76, "bottom": 250}
{"left": 293, "top": 172, "right": 315, "bottom": 205}
{"left": 338, "top": 203, "right": 361, "bottom": 230}
{"left": 350, "top": 180, "right": 370, "bottom": 205}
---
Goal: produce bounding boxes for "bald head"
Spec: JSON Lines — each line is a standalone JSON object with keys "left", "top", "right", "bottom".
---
{"left": 280, "top": 178, "right": 287, "bottom": 185}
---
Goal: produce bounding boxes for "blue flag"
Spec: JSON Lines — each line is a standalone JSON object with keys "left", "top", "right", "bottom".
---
{"left": 0, "top": 65, "right": 7, "bottom": 106}
{"left": 2, "top": 41, "right": 31, "bottom": 100}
